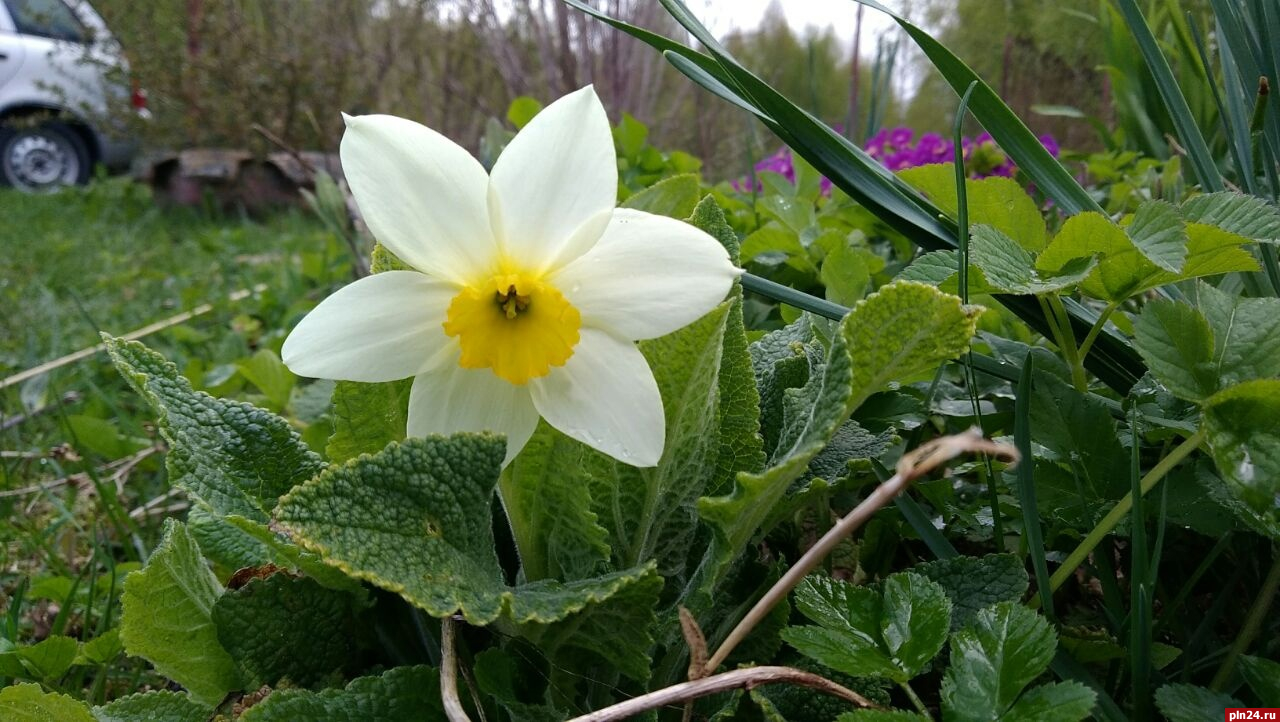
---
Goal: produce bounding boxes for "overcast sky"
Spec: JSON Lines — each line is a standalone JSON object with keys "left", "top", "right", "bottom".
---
{"left": 697, "top": 0, "right": 902, "bottom": 47}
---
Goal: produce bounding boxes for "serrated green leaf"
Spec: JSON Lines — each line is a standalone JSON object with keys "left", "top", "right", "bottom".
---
{"left": 794, "top": 576, "right": 883, "bottom": 638}
{"left": 1182, "top": 192, "right": 1280, "bottom": 243}
{"left": 911, "top": 554, "right": 1029, "bottom": 631}
{"left": 897, "top": 250, "right": 964, "bottom": 287}
{"left": 967, "top": 225, "right": 1096, "bottom": 295}
{"left": 120, "top": 519, "right": 239, "bottom": 706}
{"left": 1134, "top": 300, "right": 1219, "bottom": 402}
{"left": 1238, "top": 655, "right": 1280, "bottom": 703}
{"left": 212, "top": 573, "right": 356, "bottom": 688}
{"left": 276, "top": 435, "right": 658, "bottom": 628}
{"left": 1125, "top": 199, "right": 1188, "bottom": 272}
{"left": 880, "top": 573, "right": 952, "bottom": 677}
{"left": 940, "top": 602, "right": 1060, "bottom": 722}
{"left": 325, "top": 379, "right": 410, "bottom": 464}
{"left": 91, "top": 691, "right": 210, "bottom": 722}
{"left": 1154, "top": 684, "right": 1244, "bottom": 722}
{"left": 503, "top": 422, "right": 610, "bottom": 583}
{"left": 238, "top": 665, "right": 443, "bottom": 721}
{"left": 782, "top": 625, "right": 904, "bottom": 681}
{"left": 699, "top": 283, "right": 981, "bottom": 596}
{"left": 898, "top": 164, "right": 1047, "bottom": 251}
{"left": 0, "top": 683, "right": 95, "bottom": 722}
{"left": 620, "top": 173, "right": 702, "bottom": 218}
{"left": 1191, "top": 283, "right": 1280, "bottom": 391}
{"left": 104, "top": 336, "right": 324, "bottom": 523}
{"left": 1202, "top": 379, "right": 1280, "bottom": 510}
{"left": 1029, "top": 371, "right": 1129, "bottom": 517}
{"left": 1002, "top": 681, "right": 1096, "bottom": 721}
{"left": 787, "top": 572, "right": 950, "bottom": 683}
{"left": 1036, "top": 212, "right": 1133, "bottom": 274}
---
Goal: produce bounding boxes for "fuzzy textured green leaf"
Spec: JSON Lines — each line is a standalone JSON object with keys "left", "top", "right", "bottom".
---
{"left": 104, "top": 336, "right": 324, "bottom": 522}
{"left": 1154, "top": 684, "right": 1244, "bottom": 722}
{"left": 119, "top": 519, "right": 239, "bottom": 706}
{"left": 212, "top": 573, "right": 356, "bottom": 688}
{"left": 325, "top": 379, "right": 410, "bottom": 464}
{"left": 699, "top": 283, "right": 981, "bottom": 595}
{"left": 940, "top": 602, "right": 1083, "bottom": 721}
{"left": 1134, "top": 300, "right": 1219, "bottom": 402}
{"left": 0, "top": 684, "right": 94, "bottom": 722}
{"left": 503, "top": 422, "right": 611, "bottom": 582}
{"left": 91, "top": 691, "right": 210, "bottom": 722}
{"left": 750, "top": 316, "right": 819, "bottom": 458}
{"left": 1202, "top": 379, "right": 1280, "bottom": 510}
{"left": 238, "top": 665, "right": 443, "bottom": 721}
{"left": 277, "top": 435, "right": 658, "bottom": 628}
{"left": 911, "top": 554, "right": 1028, "bottom": 631}
{"left": 589, "top": 301, "right": 732, "bottom": 583}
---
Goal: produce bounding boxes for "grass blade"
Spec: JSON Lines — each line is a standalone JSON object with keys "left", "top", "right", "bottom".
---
{"left": 1115, "top": 0, "right": 1224, "bottom": 190}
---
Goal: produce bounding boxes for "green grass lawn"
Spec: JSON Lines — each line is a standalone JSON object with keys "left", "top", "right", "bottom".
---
{"left": 0, "top": 180, "right": 347, "bottom": 701}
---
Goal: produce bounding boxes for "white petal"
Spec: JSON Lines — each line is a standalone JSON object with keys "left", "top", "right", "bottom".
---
{"left": 282, "top": 271, "right": 456, "bottom": 382}
{"left": 529, "top": 329, "right": 664, "bottom": 467}
{"left": 341, "top": 113, "right": 497, "bottom": 284}
{"left": 551, "top": 209, "right": 741, "bottom": 340}
{"left": 488, "top": 86, "right": 617, "bottom": 274}
{"left": 408, "top": 360, "right": 540, "bottom": 465}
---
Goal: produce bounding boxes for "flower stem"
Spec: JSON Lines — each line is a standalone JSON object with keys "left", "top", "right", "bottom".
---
{"left": 1044, "top": 294, "right": 1088, "bottom": 392}
{"left": 1076, "top": 301, "right": 1120, "bottom": 363}
{"left": 900, "top": 681, "right": 931, "bottom": 718}
{"left": 1036, "top": 429, "right": 1204, "bottom": 603}
{"left": 1210, "top": 549, "right": 1280, "bottom": 691}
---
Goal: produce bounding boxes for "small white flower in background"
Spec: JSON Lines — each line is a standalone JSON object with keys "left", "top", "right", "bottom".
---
{"left": 282, "top": 86, "right": 740, "bottom": 467}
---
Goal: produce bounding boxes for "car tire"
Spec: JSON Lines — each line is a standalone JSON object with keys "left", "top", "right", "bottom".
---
{"left": 0, "top": 120, "right": 92, "bottom": 192}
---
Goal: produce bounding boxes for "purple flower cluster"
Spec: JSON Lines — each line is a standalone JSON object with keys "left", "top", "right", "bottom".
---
{"left": 864, "top": 127, "right": 1061, "bottom": 179}
{"left": 734, "top": 127, "right": 1061, "bottom": 194}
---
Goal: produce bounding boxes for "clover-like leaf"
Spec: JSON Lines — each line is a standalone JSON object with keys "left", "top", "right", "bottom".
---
{"left": 940, "top": 602, "right": 1079, "bottom": 721}
{"left": 119, "top": 519, "right": 239, "bottom": 706}
{"left": 1154, "top": 684, "right": 1244, "bottom": 722}
{"left": 784, "top": 572, "right": 951, "bottom": 683}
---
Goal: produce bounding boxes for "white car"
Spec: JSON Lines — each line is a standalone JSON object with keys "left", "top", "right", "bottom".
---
{"left": 0, "top": 0, "right": 144, "bottom": 191}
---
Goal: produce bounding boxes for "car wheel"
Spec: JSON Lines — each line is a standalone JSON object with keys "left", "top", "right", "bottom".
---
{"left": 0, "top": 121, "right": 92, "bottom": 192}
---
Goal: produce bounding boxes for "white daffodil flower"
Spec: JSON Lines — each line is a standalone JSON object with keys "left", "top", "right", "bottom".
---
{"left": 282, "top": 86, "right": 740, "bottom": 467}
